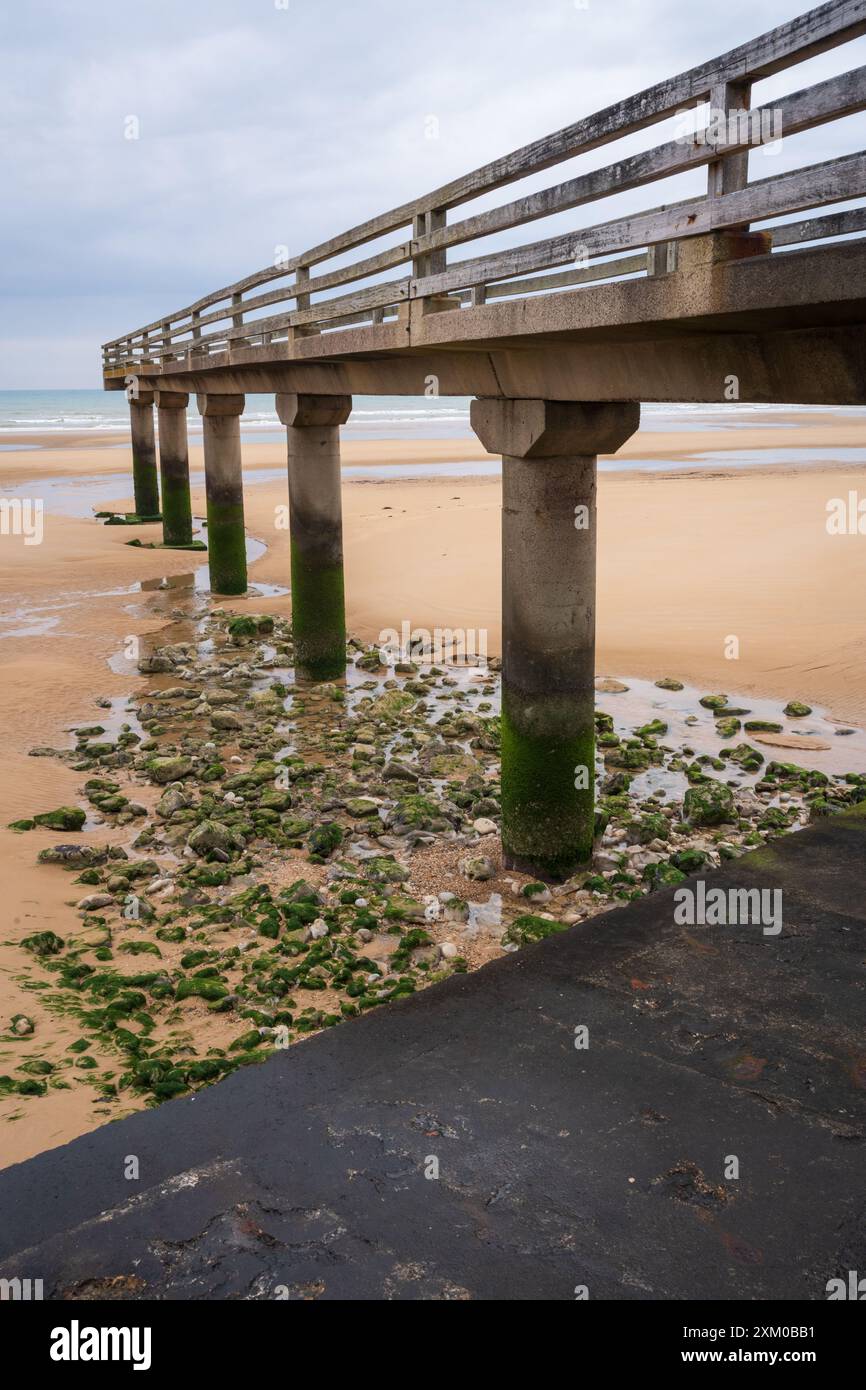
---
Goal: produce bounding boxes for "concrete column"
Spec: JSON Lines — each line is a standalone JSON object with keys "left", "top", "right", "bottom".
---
{"left": 128, "top": 389, "right": 160, "bottom": 520}
{"left": 471, "top": 398, "right": 640, "bottom": 880}
{"left": 275, "top": 393, "right": 352, "bottom": 681}
{"left": 155, "top": 391, "right": 193, "bottom": 547}
{"left": 197, "top": 393, "right": 247, "bottom": 596}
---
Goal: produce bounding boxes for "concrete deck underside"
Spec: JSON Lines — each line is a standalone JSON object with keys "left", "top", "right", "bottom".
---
{"left": 1, "top": 808, "right": 864, "bottom": 1301}
{"left": 106, "top": 241, "right": 866, "bottom": 405}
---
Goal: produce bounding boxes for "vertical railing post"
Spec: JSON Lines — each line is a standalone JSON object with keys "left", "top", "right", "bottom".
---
{"left": 412, "top": 208, "right": 459, "bottom": 315}
{"left": 707, "top": 80, "right": 752, "bottom": 205}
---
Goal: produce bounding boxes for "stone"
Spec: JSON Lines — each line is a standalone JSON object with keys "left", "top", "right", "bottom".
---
{"left": 473, "top": 817, "right": 498, "bottom": 835}
{"left": 595, "top": 677, "right": 629, "bottom": 693}
{"left": 33, "top": 806, "right": 86, "bottom": 832}
{"left": 683, "top": 780, "right": 735, "bottom": 827}
{"left": 504, "top": 913, "right": 566, "bottom": 946}
{"left": 37, "top": 844, "right": 107, "bottom": 868}
{"left": 211, "top": 710, "right": 244, "bottom": 731}
{"left": 383, "top": 760, "right": 419, "bottom": 783}
{"left": 148, "top": 756, "right": 194, "bottom": 784}
{"left": 784, "top": 700, "right": 813, "bottom": 718}
{"left": 654, "top": 677, "right": 684, "bottom": 691}
{"left": 304, "top": 918, "right": 330, "bottom": 942}
{"left": 77, "top": 894, "right": 114, "bottom": 911}
{"left": 459, "top": 854, "right": 496, "bottom": 881}
{"left": 156, "top": 784, "right": 193, "bottom": 817}
{"left": 345, "top": 797, "right": 381, "bottom": 818}
{"left": 187, "top": 821, "right": 241, "bottom": 856}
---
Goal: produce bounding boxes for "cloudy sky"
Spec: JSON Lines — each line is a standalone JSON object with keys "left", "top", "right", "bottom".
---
{"left": 1, "top": 0, "right": 863, "bottom": 387}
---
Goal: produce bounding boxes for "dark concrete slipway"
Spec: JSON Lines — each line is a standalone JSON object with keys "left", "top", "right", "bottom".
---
{"left": 2, "top": 807, "right": 865, "bottom": 1301}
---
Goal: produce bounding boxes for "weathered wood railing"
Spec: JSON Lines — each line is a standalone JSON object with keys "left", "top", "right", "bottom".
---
{"left": 102, "top": 0, "right": 866, "bottom": 374}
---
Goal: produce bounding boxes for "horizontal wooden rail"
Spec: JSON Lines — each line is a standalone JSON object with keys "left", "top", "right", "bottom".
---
{"left": 103, "top": 1, "right": 866, "bottom": 371}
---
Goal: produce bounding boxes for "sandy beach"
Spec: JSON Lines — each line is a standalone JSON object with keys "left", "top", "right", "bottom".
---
{"left": 0, "top": 411, "right": 864, "bottom": 1167}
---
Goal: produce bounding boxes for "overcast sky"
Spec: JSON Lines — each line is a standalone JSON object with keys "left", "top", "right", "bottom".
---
{"left": 1, "top": 0, "right": 863, "bottom": 388}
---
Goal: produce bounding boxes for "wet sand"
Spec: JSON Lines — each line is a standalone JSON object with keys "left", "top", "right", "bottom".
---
{"left": 0, "top": 414, "right": 864, "bottom": 1165}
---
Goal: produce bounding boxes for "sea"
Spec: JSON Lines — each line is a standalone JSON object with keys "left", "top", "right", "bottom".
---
{"left": 1, "top": 391, "right": 864, "bottom": 474}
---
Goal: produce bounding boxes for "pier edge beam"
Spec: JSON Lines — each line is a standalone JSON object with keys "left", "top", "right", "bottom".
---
{"left": 275, "top": 392, "right": 352, "bottom": 681}
{"left": 128, "top": 389, "right": 161, "bottom": 520}
{"left": 154, "top": 391, "right": 193, "bottom": 548}
{"left": 197, "top": 393, "right": 248, "bottom": 596}
{"left": 471, "top": 398, "right": 641, "bottom": 880}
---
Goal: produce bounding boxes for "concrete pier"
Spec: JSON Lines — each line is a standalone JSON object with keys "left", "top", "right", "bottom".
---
{"left": 197, "top": 393, "right": 247, "bottom": 596}
{"left": 471, "top": 399, "right": 639, "bottom": 879}
{"left": 128, "top": 390, "right": 160, "bottom": 520}
{"left": 155, "top": 391, "right": 193, "bottom": 547}
{"left": 276, "top": 393, "right": 352, "bottom": 680}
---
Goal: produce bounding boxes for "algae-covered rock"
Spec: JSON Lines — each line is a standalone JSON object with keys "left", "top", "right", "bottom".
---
{"left": 636, "top": 719, "right": 668, "bottom": 739}
{"left": 33, "top": 806, "right": 86, "bottom": 832}
{"left": 307, "top": 822, "right": 343, "bottom": 858}
{"left": 715, "top": 716, "right": 741, "bottom": 740}
{"left": 683, "top": 780, "right": 735, "bottom": 827}
{"left": 21, "top": 931, "right": 65, "bottom": 956}
{"left": 175, "top": 978, "right": 229, "bottom": 1002}
{"left": 187, "top": 820, "right": 242, "bottom": 857}
{"left": 623, "top": 811, "right": 670, "bottom": 845}
{"left": 370, "top": 689, "right": 416, "bottom": 719}
{"left": 37, "top": 844, "right": 107, "bottom": 868}
{"left": 364, "top": 856, "right": 410, "bottom": 884}
{"left": 147, "top": 756, "right": 193, "bottom": 784}
{"left": 344, "top": 797, "right": 380, "bottom": 818}
{"left": 654, "top": 677, "right": 684, "bottom": 691}
{"left": 383, "top": 760, "right": 419, "bottom": 784}
{"left": 425, "top": 751, "right": 480, "bottom": 779}
{"left": 211, "top": 710, "right": 244, "bottom": 732}
{"left": 784, "top": 700, "right": 812, "bottom": 718}
{"left": 643, "top": 860, "right": 687, "bottom": 888}
{"left": 156, "top": 784, "right": 194, "bottom": 818}
{"left": 669, "top": 847, "right": 709, "bottom": 873}
{"left": 504, "top": 914, "right": 566, "bottom": 946}
{"left": 459, "top": 854, "right": 495, "bottom": 881}
{"left": 389, "top": 794, "right": 442, "bottom": 830}
{"left": 720, "top": 742, "right": 764, "bottom": 772}
{"left": 699, "top": 694, "right": 728, "bottom": 711}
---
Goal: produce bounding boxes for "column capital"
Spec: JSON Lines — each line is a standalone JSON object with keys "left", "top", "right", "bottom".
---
{"left": 470, "top": 398, "right": 639, "bottom": 458}
{"left": 196, "top": 392, "right": 245, "bottom": 417}
{"left": 155, "top": 390, "right": 189, "bottom": 410}
{"left": 276, "top": 393, "right": 352, "bottom": 428}
{"left": 128, "top": 388, "right": 155, "bottom": 407}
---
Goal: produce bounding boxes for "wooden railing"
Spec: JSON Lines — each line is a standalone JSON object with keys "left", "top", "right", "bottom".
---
{"left": 102, "top": 0, "right": 866, "bottom": 373}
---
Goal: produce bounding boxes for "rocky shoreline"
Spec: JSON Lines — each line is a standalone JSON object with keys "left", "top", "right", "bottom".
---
{"left": 4, "top": 603, "right": 866, "bottom": 1126}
